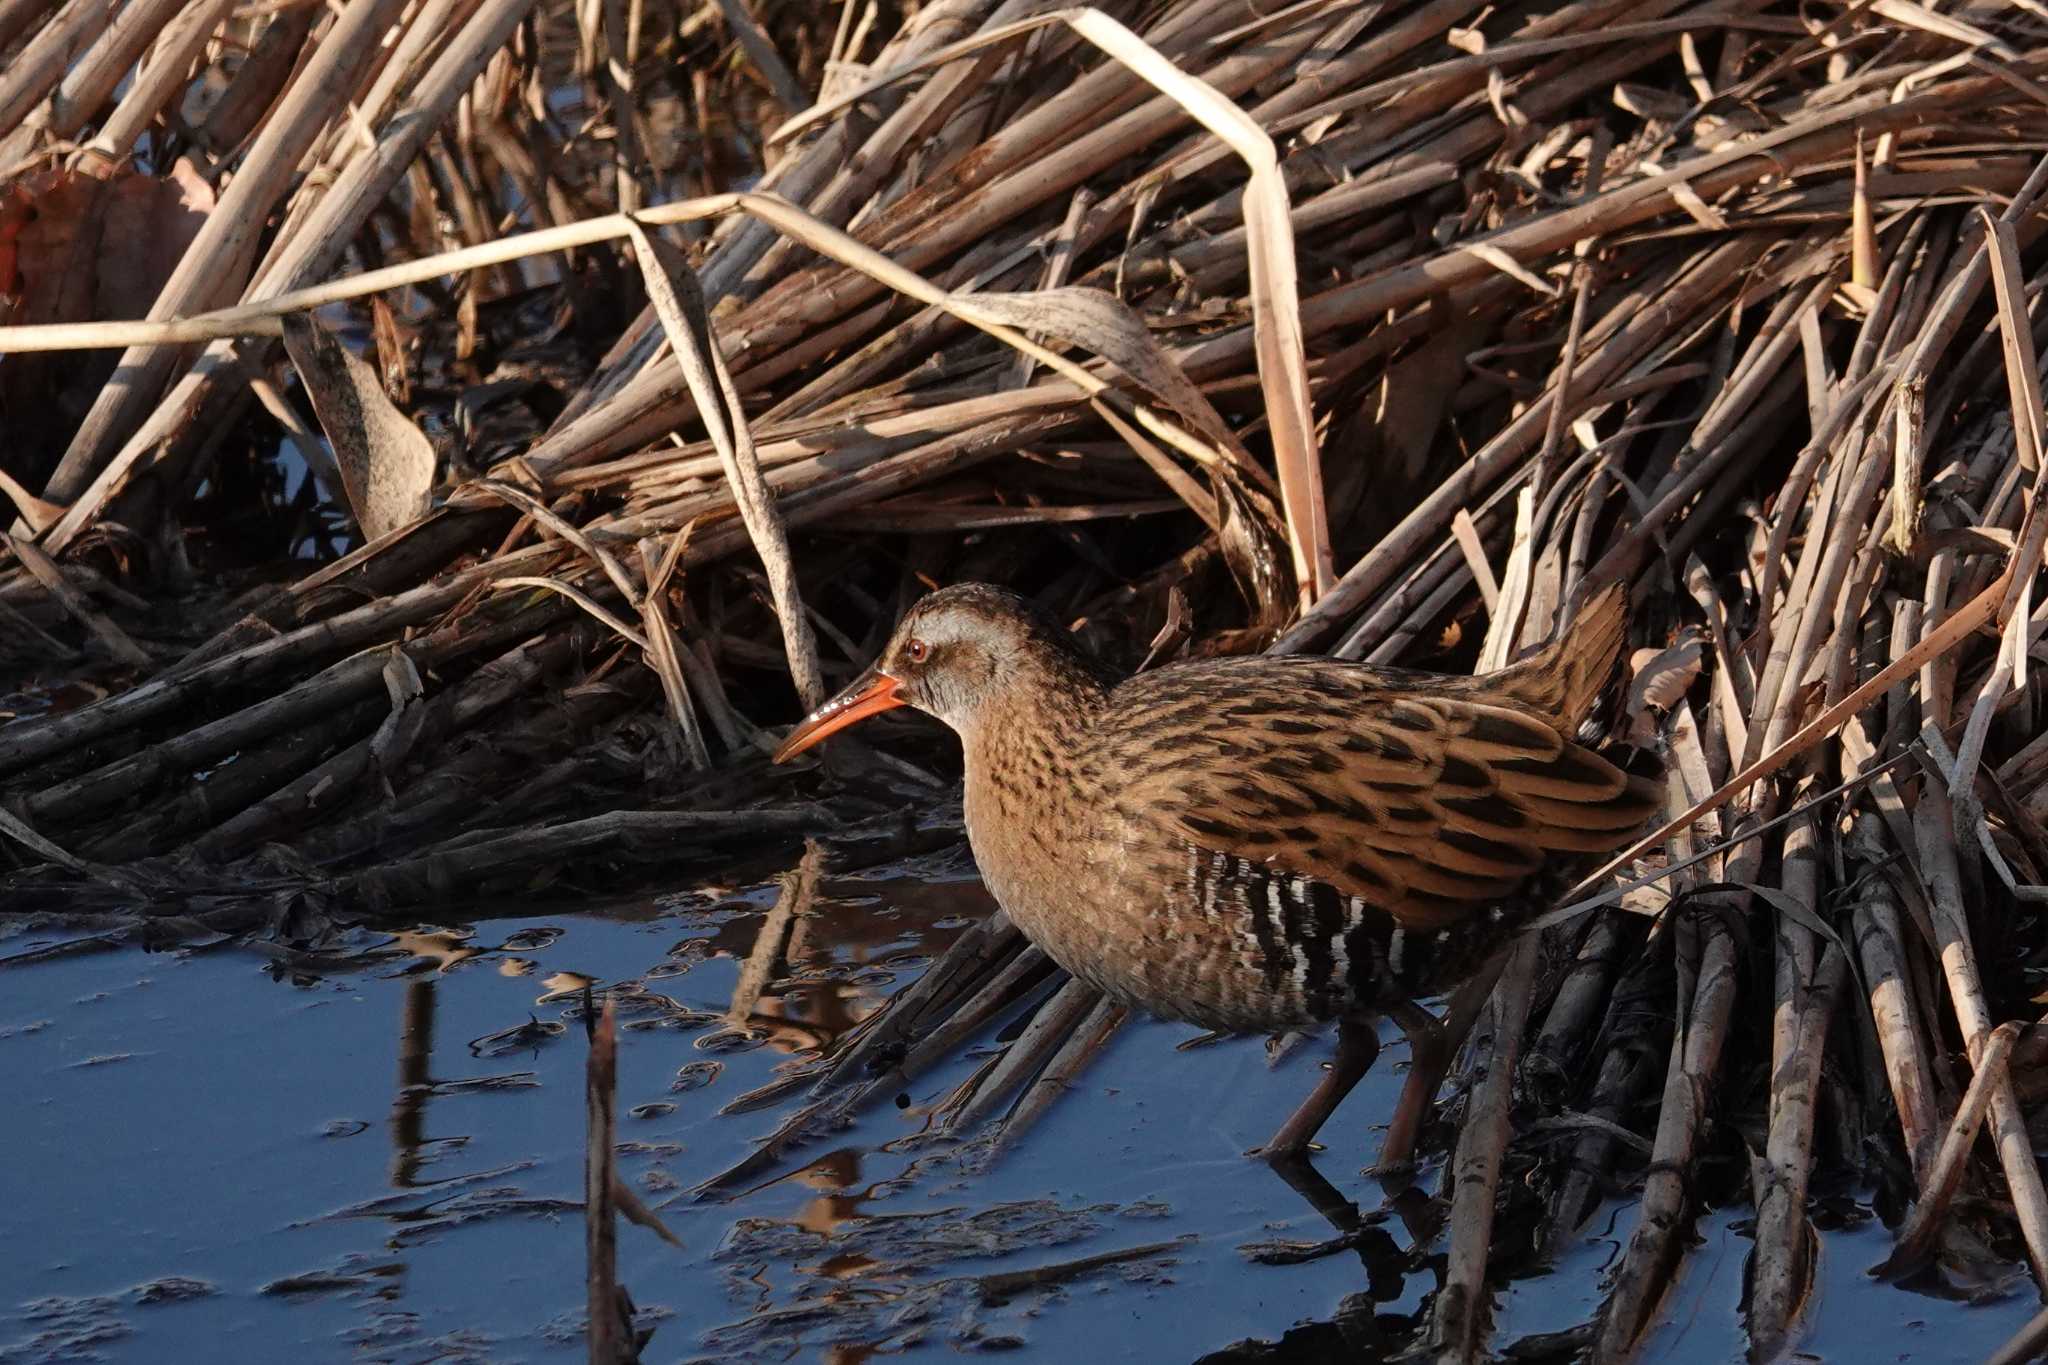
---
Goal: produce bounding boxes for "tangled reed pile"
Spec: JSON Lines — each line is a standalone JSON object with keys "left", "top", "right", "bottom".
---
{"left": 3, "top": 0, "right": 2048, "bottom": 1358}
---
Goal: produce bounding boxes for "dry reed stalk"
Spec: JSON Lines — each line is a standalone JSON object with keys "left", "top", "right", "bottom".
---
{"left": 1885, "top": 1021, "right": 2023, "bottom": 1277}
{"left": 0, "top": 544, "right": 560, "bottom": 781}
{"left": 0, "top": 0, "right": 113, "bottom": 137}
{"left": 1410, "top": 494, "right": 1548, "bottom": 1358}
{"left": 4, "top": 534, "right": 150, "bottom": 668}
{"left": 809, "top": 909, "right": 1023, "bottom": 1097}
{"left": 1543, "top": 924, "right": 1669, "bottom": 1249}
{"left": 35, "top": 0, "right": 411, "bottom": 509}
{"left": 189, "top": 626, "right": 593, "bottom": 860}
{"left": 1747, "top": 812, "right": 1847, "bottom": 1358}
{"left": 1525, "top": 914, "right": 1628, "bottom": 1102}
{"left": 1432, "top": 935, "right": 1538, "bottom": 1363}
{"left": 584, "top": 994, "right": 642, "bottom": 1363}
{"left": 36, "top": 0, "right": 545, "bottom": 550}
{"left": 75, "top": 0, "right": 236, "bottom": 168}
{"left": 1591, "top": 703, "right": 1730, "bottom": 1361}
{"left": 1846, "top": 598, "right": 1946, "bottom": 1184}
{"left": 1595, "top": 905, "right": 1740, "bottom": 1362}
{"left": 1916, "top": 727, "right": 2048, "bottom": 1287}
{"left": 997, "top": 993, "right": 1126, "bottom": 1149}
{"left": 948, "top": 975, "right": 1105, "bottom": 1134}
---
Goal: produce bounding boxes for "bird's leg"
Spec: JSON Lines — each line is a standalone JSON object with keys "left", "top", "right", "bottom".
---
{"left": 1376, "top": 950, "right": 1510, "bottom": 1177}
{"left": 1259, "top": 1014, "right": 1380, "bottom": 1161}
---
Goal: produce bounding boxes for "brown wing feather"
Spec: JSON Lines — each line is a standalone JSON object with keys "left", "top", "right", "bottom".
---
{"left": 1092, "top": 641, "right": 1659, "bottom": 935}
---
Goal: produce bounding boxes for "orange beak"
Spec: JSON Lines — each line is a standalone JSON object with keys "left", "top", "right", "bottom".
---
{"left": 772, "top": 665, "right": 908, "bottom": 762}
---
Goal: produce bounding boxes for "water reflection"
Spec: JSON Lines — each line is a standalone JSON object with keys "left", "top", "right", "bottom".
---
{"left": 390, "top": 979, "right": 435, "bottom": 1189}
{"left": 705, "top": 879, "right": 984, "bottom": 1066}
{"left": 9, "top": 848, "right": 2028, "bottom": 1363}
{"left": 782, "top": 1148, "right": 871, "bottom": 1240}
{"left": 388, "top": 930, "right": 483, "bottom": 973}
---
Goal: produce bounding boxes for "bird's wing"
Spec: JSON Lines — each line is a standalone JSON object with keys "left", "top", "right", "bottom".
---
{"left": 1090, "top": 660, "right": 1662, "bottom": 933}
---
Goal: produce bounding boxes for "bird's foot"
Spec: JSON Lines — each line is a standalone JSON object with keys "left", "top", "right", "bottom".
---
{"left": 1367, "top": 1151, "right": 1420, "bottom": 1190}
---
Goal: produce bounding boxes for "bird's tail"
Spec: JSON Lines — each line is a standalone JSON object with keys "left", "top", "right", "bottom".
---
{"left": 1487, "top": 581, "right": 1630, "bottom": 729}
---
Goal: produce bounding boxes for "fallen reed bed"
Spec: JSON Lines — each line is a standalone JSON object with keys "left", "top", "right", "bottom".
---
{"left": 4, "top": 0, "right": 2048, "bottom": 1358}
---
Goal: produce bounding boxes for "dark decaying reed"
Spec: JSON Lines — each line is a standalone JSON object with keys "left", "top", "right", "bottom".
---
{"left": 3, "top": 1, "right": 2048, "bottom": 1358}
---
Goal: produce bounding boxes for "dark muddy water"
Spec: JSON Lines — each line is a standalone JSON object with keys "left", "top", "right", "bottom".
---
{"left": 1, "top": 845, "right": 2032, "bottom": 1361}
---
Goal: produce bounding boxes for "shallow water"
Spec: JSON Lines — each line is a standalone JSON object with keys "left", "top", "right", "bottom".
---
{"left": 1, "top": 846, "right": 2034, "bottom": 1361}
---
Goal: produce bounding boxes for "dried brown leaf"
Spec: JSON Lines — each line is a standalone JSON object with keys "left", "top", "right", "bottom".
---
{"left": 1626, "top": 633, "right": 1704, "bottom": 743}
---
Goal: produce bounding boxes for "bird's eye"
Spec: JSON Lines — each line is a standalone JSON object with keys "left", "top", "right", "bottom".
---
{"left": 905, "top": 638, "right": 929, "bottom": 663}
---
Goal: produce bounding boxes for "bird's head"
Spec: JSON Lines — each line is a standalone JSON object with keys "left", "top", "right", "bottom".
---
{"left": 773, "top": 583, "right": 1097, "bottom": 761}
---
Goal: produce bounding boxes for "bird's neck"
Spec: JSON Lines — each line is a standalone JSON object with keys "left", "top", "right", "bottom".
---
{"left": 956, "top": 645, "right": 1118, "bottom": 844}
{"left": 959, "top": 647, "right": 1115, "bottom": 770}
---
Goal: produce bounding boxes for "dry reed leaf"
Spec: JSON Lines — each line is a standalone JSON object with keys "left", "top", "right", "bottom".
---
{"left": 1477, "top": 485, "right": 1536, "bottom": 670}
{"left": 624, "top": 215, "right": 825, "bottom": 708}
{"left": 475, "top": 477, "right": 641, "bottom": 605}
{"left": 638, "top": 530, "right": 711, "bottom": 771}
{"left": 0, "top": 160, "right": 214, "bottom": 456}
{"left": 1464, "top": 241, "right": 1559, "bottom": 297}
{"left": 1869, "top": 0, "right": 2017, "bottom": 59}
{"left": 541, "top": 971, "right": 599, "bottom": 1003}
{"left": 493, "top": 576, "right": 650, "bottom": 651}
{"left": 1982, "top": 213, "right": 2048, "bottom": 655}
{"left": 955, "top": 286, "right": 1242, "bottom": 456}
{"left": 611, "top": 1174, "right": 684, "bottom": 1250}
{"left": 733, "top": 190, "right": 1241, "bottom": 482}
{"left": 1985, "top": 214, "right": 2046, "bottom": 478}
{"left": 1210, "top": 468, "right": 1290, "bottom": 630}
{"left": 1887, "top": 372, "right": 1925, "bottom": 555}
{"left": 0, "top": 161, "right": 213, "bottom": 321}
{"left": 369, "top": 296, "right": 411, "bottom": 406}
{"left": 1450, "top": 508, "right": 1499, "bottom": 613}
{"left": 1055, "top": 6, "right": 1330, "bottom": 599}
{"left": 1663, "top": 176, "right": 1727, "bottom": 231}
{"left": 280, "top": 313, "right": 435, "bottom": 541}
{"left": 0, "top": 467, "right": 62, "bottom": 532}
{"left": 367, "top": 647, "right": 427, "bottom": 789}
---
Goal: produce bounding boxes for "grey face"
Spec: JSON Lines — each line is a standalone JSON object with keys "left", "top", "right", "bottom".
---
{"left": 874, "top": 586, "right": 1032, "bottom": 731}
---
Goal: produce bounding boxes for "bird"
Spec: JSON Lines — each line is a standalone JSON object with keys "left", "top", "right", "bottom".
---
{"left": 772, "top": 581, "right": 1661, "bottom": 1167}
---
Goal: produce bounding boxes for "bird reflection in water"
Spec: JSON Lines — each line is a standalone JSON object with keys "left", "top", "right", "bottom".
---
{"left": 1226, "top": 1155, "right": 1442, "bottom": 1357}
